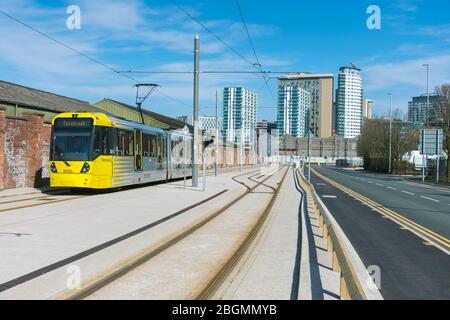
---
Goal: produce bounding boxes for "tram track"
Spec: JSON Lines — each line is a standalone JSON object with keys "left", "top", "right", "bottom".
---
{"left": 64, "top": 166, "right": 283, "bottom": 300}
{"left": 0, "top": 166, "right": 260, "bottom": 214}
{"left": 195, "top": 167, "right": 288, "bottom": 299}
{"left": 0, "top": 167, "right": 270, "bottom": 297}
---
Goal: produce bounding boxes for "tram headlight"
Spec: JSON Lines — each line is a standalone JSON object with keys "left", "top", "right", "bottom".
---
{"left": 80, "top": 162, "right": 90, "bottom": 173}
{"left": 50, "top": 162, "right": 57, "bottom": 173}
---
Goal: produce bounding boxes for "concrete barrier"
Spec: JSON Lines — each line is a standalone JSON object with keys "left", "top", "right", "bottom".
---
{"left": 296, "top": 168, "right": 383, "bottom": 300}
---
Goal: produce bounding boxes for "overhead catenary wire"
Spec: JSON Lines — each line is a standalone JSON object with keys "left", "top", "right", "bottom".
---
{"left": 174, "top": 2, "right": 279, "bottom": 105}
{"left": 117, "top": 70, "right": 303, "bottom": 74}
{"left": 235, "top": 0, "right": 260, "bottom": 67}
{"left": 233, "top": 0, "right": 276, "bottom": 104}
{"left": 174, "top": 3, "right": 261, "bottom": 73}
{"left": 0, "top": 9, "right": 136, "bottom": 83}
{"left": 0, "top": 9, "right": 192, "bottom": 110}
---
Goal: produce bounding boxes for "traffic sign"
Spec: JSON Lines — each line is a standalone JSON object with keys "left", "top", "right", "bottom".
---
{"left": 182, "top": 125, "right": 190, "bottom": 136}
{"left": 420, "top": 129, "right": 443, "bottom": 155}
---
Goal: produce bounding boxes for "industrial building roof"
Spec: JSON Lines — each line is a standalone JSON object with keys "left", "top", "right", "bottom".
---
{"left": 0, "top": 80, "right": 98, "bottom": 113}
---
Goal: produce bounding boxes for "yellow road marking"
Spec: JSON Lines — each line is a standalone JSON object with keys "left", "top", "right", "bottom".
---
{"left": 312, "top": 169, "right": 450, "bottom": 249}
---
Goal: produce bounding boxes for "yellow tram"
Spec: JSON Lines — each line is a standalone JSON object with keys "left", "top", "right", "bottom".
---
{"left": 49, "top": 112, "right": 192, "bottom": 189}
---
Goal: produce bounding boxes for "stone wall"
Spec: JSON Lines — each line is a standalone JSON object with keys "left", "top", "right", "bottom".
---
{"left": 0, "top": 109, "right": 51, "bottom": 190}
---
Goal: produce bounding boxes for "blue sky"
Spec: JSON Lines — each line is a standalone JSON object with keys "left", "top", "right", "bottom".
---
{"left": 0, "top": 0, "right": 449, "bottom": 122}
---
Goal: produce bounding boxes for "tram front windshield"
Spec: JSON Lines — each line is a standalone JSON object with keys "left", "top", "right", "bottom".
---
{"left": 51, "top": 119, "right": 93, "bottom": 161}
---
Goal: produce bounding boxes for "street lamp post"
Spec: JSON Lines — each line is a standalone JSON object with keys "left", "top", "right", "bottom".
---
{"left": 422, "top": 64, "right": 430, "bottom": 182}
{"left": 423, "top": 64, "right": 430, "bottom": 127}
{"left": 388, "top": 93, "right": 393, "bottom": 174}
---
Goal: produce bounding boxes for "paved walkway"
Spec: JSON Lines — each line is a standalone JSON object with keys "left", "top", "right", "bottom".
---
{"left": 0, "top": 167, "right": 263, "bottom": 299}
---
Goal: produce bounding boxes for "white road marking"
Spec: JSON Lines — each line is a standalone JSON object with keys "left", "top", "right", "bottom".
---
{"left": 387, "top": 186, "right": 397, "bottom": 190}
{"left": 420, "top": 196, "right": 440, "bottom": 203}
{"left": 402, "top": 191, "right": 415, "bottom": 196}
{"left": 367, "top": 181, "right": 374, "bottom": 184}
{"left": 322, "top": 195, "right": 337, "bottom": 198}
{"left": 376, "top": 183, "right": 384, "bottom": 187}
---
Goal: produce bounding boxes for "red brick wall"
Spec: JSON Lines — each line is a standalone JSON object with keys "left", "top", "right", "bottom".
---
{"left": 0, "top": 110, "right": 51, "bottom": 190}
{"left": 0, "top": 110, "right": 5, "bottom": 190}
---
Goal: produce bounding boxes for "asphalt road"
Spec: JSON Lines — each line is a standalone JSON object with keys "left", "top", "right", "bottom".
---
{"left": 309, "top": 165, "right": 450, "bottom": 300}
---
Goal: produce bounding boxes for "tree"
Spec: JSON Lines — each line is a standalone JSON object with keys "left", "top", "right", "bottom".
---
{"left": 432, "top": 84, "right": 450, "bottom": 181}
{"left": 358, "top": 111, "right": 419, "bottom": 173}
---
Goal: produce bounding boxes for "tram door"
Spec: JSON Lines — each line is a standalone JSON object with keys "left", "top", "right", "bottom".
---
{"left": 134, "top": 129, "right": 143, "bottom": 171}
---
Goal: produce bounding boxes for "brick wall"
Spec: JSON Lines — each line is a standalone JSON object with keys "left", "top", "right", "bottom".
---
{"left": 0, "top": 109, "right": 51, "bottom": 190}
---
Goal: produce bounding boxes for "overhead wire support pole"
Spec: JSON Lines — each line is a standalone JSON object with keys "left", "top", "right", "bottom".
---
{"left": 192, "top": 34, "right": 200, "bottom": 188}
{"left": 308, "top": 129, "right": 312, "bottom": 183}
{"left": 215, "top": 89, "right": 219, "bottom": 177}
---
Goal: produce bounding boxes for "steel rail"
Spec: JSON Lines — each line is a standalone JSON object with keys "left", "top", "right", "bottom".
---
{"left": 66, "top": 167, "right": 281, "bottom": 300}
{"left": 195, "top": 166, "right": 289, "bottom": 299}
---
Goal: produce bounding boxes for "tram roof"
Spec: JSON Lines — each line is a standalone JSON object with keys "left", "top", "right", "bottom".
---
{"left": 95, "top": 99, "right": 193, "bottom": 133}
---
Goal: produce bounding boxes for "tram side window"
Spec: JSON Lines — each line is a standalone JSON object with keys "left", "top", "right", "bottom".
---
{"left": 161, "top": 135, "right": 167, "bottom": 157}
{"left": 142, "top": 133, "right": 157, "bottom": 157}
{"left": 93, "top": 127, "right": 117, "bottom": 158}
{"left": 117, "top": 130, "right": 134, "bottom": 156}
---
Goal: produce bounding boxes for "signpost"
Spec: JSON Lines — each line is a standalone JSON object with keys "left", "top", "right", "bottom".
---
{"left": 419, "top": 129, "right": 443, "bottom": 182}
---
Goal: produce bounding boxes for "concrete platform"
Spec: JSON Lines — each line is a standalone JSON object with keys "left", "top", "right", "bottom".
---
{"left": 0, "top": 166, "right": 271, "bottom": 299}
{"left": 83, "top": 166, "right": 286, "bottom": 300}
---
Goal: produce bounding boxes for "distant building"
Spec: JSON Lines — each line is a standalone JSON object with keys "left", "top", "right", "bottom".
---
{"left": 222, "top": 87, "right": 257, "bottom": 145}
{"left": 336, "top": 64, "right": 363, "bottom": 139}
{"left": 276, "top": 86, "right": 311, "bottom": 138}
{"left": 407, "top": 94, "right": 440, "bottom": 125}
{"left": 277, "top": 73, "right": 334, "bottom": 138}
{"left": 363, "top": 99, "right": 373, "bottom": 119}
{"left": 175, "top": 115, "right": 221, "bottom": 135}
{"left": 176, "top": 115, "right": 193, "bottom": 125}
{"left": 257, "top": 120, "right": 278, "bottom": 131}
{"left": 257, "top": 121, "right": 278, "bottom": 158}
{"left": 199, "top": 116, "right": 222, "bottom": 136}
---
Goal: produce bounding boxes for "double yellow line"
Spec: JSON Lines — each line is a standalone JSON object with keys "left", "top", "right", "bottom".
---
{"left": 312, "top": 168, "right": 450, "bottom": 250}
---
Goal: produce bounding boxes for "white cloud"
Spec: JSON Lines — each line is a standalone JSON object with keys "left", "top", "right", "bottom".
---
{"left": 364, "top": 54, "right": 450, "bottom": 91}
{"left": 390, "top": 0, "right": 422, "bottom": 13}
{"left": 363, "top": 54, "right": 450, "bottom": 117}
{"left": 0, "top": 0, "right": 282, "bottom": 119}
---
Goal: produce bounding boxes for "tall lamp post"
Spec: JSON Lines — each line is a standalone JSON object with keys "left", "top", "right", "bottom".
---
{"left": 422, "top": 64, "right": 430, "bottom": 182}
{"left": 423, "top": 64, "right": 430, "bottom": 127}
{"left": 388, "top": 93, "right": 393, "bottom": 174}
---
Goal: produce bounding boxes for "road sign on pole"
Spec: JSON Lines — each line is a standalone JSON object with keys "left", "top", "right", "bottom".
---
{"left": 419, "top": 129, "right": 443, "bottom": 183}
{"left": 420, "top": 129, "right": 443, "bottom": 156}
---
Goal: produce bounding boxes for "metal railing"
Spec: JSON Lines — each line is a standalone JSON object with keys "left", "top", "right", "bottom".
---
{"left": 296, "top": 168, "right": 383, "bottom": 300}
